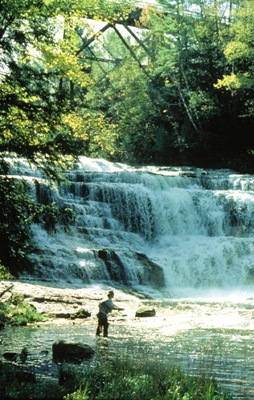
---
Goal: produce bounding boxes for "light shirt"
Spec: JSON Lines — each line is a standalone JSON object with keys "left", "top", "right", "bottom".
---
{"left": 99, "top": 298, "right": 115, "bottom": 316}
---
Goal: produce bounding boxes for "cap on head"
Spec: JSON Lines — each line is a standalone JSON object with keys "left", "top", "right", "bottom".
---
{"left": 107, "top": 290, "right": 114, "bottom": 297}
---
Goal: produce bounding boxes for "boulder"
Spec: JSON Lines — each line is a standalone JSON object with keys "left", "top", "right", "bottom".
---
{"left": 52, "top": 340, "right": 95, "bottom": 362}
{"left": 135, "top": 307, "right": 156, "bottom": 318}
{"left": 3, "top": 352, "right": 18, "bottom": 361}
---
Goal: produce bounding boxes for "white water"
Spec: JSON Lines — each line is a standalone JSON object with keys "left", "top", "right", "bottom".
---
{"left": 4, "top": 156, "right": 254, "bottom": 399}
{"left": 9, "top": 156, "right": 254, "bottom": 298}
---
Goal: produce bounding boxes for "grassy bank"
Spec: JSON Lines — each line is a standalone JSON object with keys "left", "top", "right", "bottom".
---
{"left": 61, "top": 359, "right": 233, "bottom": 400}
{"left": 0, "top": 359, "right": 233, "bottom": 399}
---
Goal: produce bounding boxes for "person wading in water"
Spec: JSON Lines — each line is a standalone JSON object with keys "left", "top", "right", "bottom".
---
{"left": 96, "top": 290, "right": 124, "bottom": 337}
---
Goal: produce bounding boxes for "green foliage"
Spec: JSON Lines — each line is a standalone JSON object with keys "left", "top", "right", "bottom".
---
{"left": 215, "top": 0, "right": 254, "bottom": 116}
{"left": 10, "top": 302, "right": 46, "bottom": 326}
{"left": 80, "top": 29, "right": 163, "bottom": 163}
{"left": 2, "top": 0, "right": 254, "bottom": 279}
{"left": 0, "top": 0, "right": 134, "bottom": 172}
{"left": 71, "top": 0, "right": 254, "bottom": 169}
{"left": 0, "top": 0, "right": 136, "bottom": 275}
{"left": 0, "top": 302, "right": 11, "bottom": 325}
{"left": 0, "top": 174, "right": 76, "bottom": 275}
{"left": 0, "top": 177, "right": 36, "bottom": 275}
{"left": 0, "top": 264, "right": 12, "bottom": 280}
{"left": 61, "top": 359, "right": 233, "bottom": 400}
{"left": 0, "top": 293, "right": 47, "bottom": 327}
{"left": 2, "top": 0, "right": 254, "bottom": 174}
{"left": 0, "top": 358, "right": 232, "bottom": 399}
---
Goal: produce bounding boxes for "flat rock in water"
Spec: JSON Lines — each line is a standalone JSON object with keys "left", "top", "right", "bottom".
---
{"left": 135, "top": 307, "right": 156, "bottom": 317}
{"left": 70, "top": 308, "right": 91, "bottom": 319}
{"left": 52, "top": 340, "right": 95, "bottom": 362}
{"left": 48, "top": 308, "right": 91, "bottom": 319}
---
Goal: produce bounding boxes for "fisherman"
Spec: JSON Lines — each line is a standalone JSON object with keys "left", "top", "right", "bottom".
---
{"left": 96, "top": 290, "right": 124, "bottom": 337}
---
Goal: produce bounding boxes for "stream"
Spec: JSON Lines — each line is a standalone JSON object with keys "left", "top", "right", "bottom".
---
{"left": 1, "top": 282, "right": 254, "bottom": 399}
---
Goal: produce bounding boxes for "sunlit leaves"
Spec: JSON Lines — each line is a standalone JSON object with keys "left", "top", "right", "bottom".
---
{"left": 214, "top": 0, "right": 254, "bottom": 115}
{"left": 62, "top": 111, "right": 89, "bottom": 140}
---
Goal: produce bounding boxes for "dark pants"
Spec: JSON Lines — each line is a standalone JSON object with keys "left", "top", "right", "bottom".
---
{"left": 96, "top": 312, "right": 109, "bottom": 337}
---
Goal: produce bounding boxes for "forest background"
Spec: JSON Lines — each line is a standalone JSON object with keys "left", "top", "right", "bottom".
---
{"left": 1, "top": 0, "right": 254, "bottom": 276}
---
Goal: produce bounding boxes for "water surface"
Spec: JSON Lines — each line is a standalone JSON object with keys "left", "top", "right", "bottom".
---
{"left": 1, "top": 295, "right": 254, "bottom": 399}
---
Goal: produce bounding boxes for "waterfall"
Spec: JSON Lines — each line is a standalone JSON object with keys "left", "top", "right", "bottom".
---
{"left": 8, "top": 156, "right": 254, "bottom": 296}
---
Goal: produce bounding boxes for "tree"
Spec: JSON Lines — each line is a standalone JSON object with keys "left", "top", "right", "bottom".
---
{"left": 145, "top": 0, "right": 254, "bottom": 167}
{"left": 215, "top": 0, "right": 254, "bottom": 114}
{"left": 81, "top": 28, "right": 159, "bottom": 163}
{"left": 213, "top": 0, "right": 254, "bottom": 166}
{"left": 0, "top": 0, "right": 133, "bottom": 172}
{"left": 0, "top": 0, "right": 133, "bottom": 275}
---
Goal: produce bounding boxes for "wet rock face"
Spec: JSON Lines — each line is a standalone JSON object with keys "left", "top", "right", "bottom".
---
{"left": 97, "top": 249, "right": 165, "bottom": 288}
{"left": 135, "top": 253, "right": 165, "bottom": 288}
{"left": 52, "top": 340, "right": 95, "bottom": 362}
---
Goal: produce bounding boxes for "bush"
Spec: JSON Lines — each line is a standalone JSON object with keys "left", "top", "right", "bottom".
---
{"left": 0, "top": 293, "right": 47, "bottom": 327}
{"left": 9, "top": 299, "right": 47, "bottom": 326}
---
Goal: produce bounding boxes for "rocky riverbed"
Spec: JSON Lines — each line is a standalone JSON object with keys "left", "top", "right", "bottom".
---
{"left": 1, "top": 280, "right": 254, "bottom": 399}
{"left": 0, "top": 279, "right": 152, "bottom": 323}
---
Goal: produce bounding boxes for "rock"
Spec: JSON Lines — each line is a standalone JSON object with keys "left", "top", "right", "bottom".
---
{"left": 98, "top": 249, "right": 128, "bottom": 283}
{"left": 135, "top": 253, "right": 165, "bottom": 288}
{"left": 135, "top": 307, "right": 156, "bottom": 317}
{"left": 97, "top": 248, "right": 165, "bottom": 288}
{"left": 48, "top": 308, "right": 91, "bottom": 319}
{"left": 3, "top": 352, "right": 18, "bottom": 361}
{"left": 246, "top": 268, "right": 254, "bottom": 283}
{"left": 31, "top": 296, "right": 83, "bottom": 305}
{"left": 70, "top": 308, "right": 91, "bottom": 319}
{"left": 52, "top": 340, "right": 95, "bottom": 362}
{"left": 50, "top": 312, "right": 72, "bottom": 318}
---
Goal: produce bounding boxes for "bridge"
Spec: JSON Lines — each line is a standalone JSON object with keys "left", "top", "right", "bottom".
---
{"left": 64, "top": 4, "right": 161, "bottom": 96}
{"left": 75, "top": 5, "right": 162, "bottom": 68}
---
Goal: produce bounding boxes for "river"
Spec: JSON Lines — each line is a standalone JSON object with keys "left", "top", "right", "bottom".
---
{"left": 2, "top": 156, "right": 254, "bottom": 398}
{"left": 1, "top": 281, "right": 254, "bottom": 399}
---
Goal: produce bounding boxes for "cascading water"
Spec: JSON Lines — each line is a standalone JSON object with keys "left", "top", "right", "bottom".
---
{"left": 3, "top": 156, "right": 254, "bottom": 399}
{"left": 8, "top": 156, "right": 254, "bottom": 296}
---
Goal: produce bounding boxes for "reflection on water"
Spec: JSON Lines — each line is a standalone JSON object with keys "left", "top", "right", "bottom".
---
{"left": 1, "top": 299, "right": 254, "bottom": 399}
